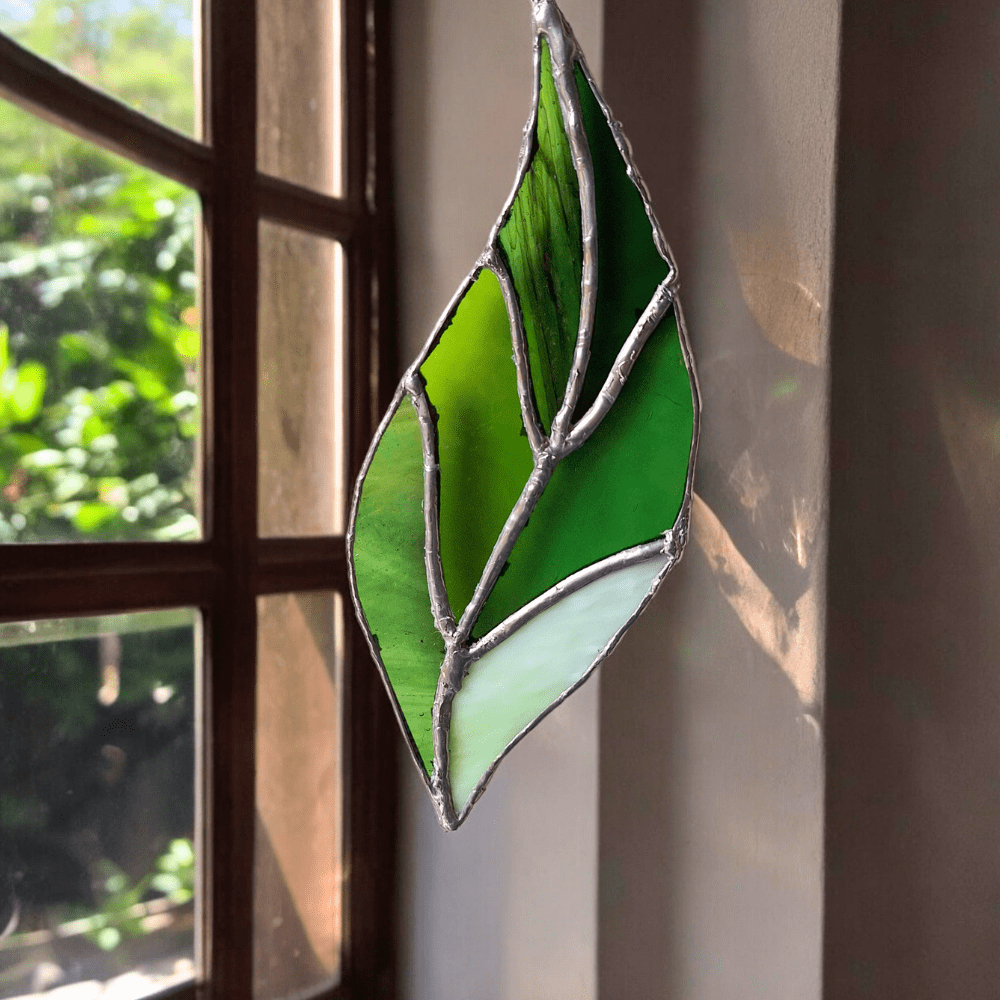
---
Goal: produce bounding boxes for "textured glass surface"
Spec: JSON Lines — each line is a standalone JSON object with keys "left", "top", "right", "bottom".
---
{"left": 572, "top": 63, "right": 671, "bottom": 418}
{"left": 449, "top": 556, "right": 666, "bottom": 811}
{"left": 258, "top": 222, "right": 345, "bottom": 537}
{"left": 0, "top": 0, "right": 197, "bottom": 137}
{"left": 351, "top": 397, "right": 444, "bottom": 773}
{"left": 254, "top": 592, "right": 342, "bottom": 999}
{"left": 257, "top": 0, "right": 343, "bottom": 197}
{"left": 420, "top": 269, "right": 534, "bottom": 621}
{"left": 0, "top": 609, "right": 197, "bottom": 1000}
{"left": 0, "top": 98, "right": 202, "bottom": 543}
{"left": 498, "top": 40, "right": 581, "bottom": 432}
{"left": 474, "top": 307, "right": 693, "bottom": 637}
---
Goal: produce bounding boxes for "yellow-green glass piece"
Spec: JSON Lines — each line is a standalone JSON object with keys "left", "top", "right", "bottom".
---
{"left": 420, "top": 269, "right": 535, "bottom": 622}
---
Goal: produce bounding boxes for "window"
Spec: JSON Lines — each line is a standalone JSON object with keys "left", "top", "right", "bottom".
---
{"left": 0, "top": 1, "right": 396, "bottom": 998}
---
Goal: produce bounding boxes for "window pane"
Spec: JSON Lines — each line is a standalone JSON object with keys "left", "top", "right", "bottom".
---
{"left": 0, "top": 0, "right": 198, "bottom": 138}
{"left": 0, "top": 98, "right": 203, "bottom": 543}
{"left": 254, "top": 592, "right": 343, "bottom": 999}
{"left": 257, "top": 0, "right": 343, "bottom": 197}
{"left": 258, "top": 222, "right": 345, "bottom": 537}
{"left": 0, "top": 608, "right": 198, "bottom": 1000}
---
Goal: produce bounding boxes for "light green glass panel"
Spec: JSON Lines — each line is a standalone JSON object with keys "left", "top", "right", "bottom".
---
{"left": 420, "top": 269, "right": 534, "bottom": 622}
{"left": 351, "top": 397, "right": 444, "bottom": 773}
{"left": 474, "top": 307, "right": 693, "bottom": 637}
{"left": 498, "top": 39, "right": 582, "bottom": 432}
{"left": 449, "top": 555, "right": 667, "bottom": 811}
{"left": 572, "top": 62, "right": 671, "bottom": 419}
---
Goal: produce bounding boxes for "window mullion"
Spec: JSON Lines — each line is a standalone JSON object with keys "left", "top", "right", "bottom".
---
{"left": 253, "top": 537, "right": 349, "bottom": 596}
{"left": 203, "top": 0, "right": 259, "bottom": 995}
{"left": 0, "top": 544, "right": 221, "bottom": 621}
{"left": 339, "top": 1, "right": 397, "bottom": 994}
{"left": 255, "top": 173, "right": 361, "bottom": 242}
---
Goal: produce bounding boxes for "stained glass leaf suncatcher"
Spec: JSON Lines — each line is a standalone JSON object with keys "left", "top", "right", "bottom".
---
{"left": 348, "top": 0, "right": 700, "bottom": 830}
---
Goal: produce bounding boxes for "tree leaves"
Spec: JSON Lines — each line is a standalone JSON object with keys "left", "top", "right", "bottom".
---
{"left": 349, "top": 0, "right": 699, "bottom": 829}
{"left": 0, "top": 325, "right": 47, "bottom": 427}
{"left": 0, "top": 100, "right": 200, "bottom": 542}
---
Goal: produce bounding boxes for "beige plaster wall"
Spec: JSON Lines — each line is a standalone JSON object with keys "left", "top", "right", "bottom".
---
{"left": 597, "top": 0, "right": 837, "bottom": 995}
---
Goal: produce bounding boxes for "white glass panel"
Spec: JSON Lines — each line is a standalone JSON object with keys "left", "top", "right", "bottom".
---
{"left": 449, "top": 556, "right": 667, "bottom": 812}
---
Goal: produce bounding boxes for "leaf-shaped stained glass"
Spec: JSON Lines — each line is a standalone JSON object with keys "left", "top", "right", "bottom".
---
{"left": 348, "top": 0, "right": 700, "bottom": 828}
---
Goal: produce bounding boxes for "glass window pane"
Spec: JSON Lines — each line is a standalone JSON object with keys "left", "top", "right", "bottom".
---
{"left": 257, "top": 0, "right": 343, "bottom": 197}
{"left": 0, "top": 608, "right": 198, "bottom": 1000}
{"left": 254, "top": 592, "right": 343, "bottom": 998}
{"left": 258, "top": 222, "right": 345, "bottom": 537}
{"left": 0, "top": 1, "right": 199, "bottom": 138}
{"left": 0, "top": 98, "right": 203, "bottom": 543}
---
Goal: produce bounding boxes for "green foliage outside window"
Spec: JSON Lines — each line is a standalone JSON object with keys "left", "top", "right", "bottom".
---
{"left": 0, "top": 0, "right": 199, "bottom": 542}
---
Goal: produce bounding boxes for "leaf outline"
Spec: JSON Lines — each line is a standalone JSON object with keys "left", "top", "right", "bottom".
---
{"left": 346, "top": 0, "right": 701, "bottom": 830}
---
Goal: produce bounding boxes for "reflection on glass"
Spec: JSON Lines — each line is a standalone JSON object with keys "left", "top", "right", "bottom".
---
{"left": 0, "top": 98, "right": 202, "bottom": 542}
{"left": 257, "top": 0, "right": 343, "bottom": 196}
{"left": 254, "top": 592, "right": 343, "bottom": 999}
{"left": 0, "top": 609, "right": 198, "bottom": 1000}
{"left": 0, "top": 0, "right": 197, "bottom": 137}
{"left": 258, "top": 222, "right": 345, "bottom": 537}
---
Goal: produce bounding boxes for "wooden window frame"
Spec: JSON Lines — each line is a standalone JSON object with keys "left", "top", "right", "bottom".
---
{"left": 0, "top": 0, "right": 398, "bottom": 997}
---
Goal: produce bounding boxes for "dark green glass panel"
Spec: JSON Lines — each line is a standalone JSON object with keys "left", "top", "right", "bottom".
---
{"left": 421, "top": 270, "right": 535, "bottom": 622}
{"left": 572, "top": 63, "right": 672, "bottom": 420}
{"left": 498, "top": 40, "right": 582, "bottom": 432}
{"left": 352, "top": 397, "right": 444, "bottom": 773}
{"left": 473, "top": 307, "right": 693, "bottom": 638}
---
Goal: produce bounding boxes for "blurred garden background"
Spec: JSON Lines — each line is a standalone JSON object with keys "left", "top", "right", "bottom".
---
{"left": 0, "top": 3, "right": 201, "bottom": 996}
{"left": 0, "top": 0, "right": 199, "bottom": 544}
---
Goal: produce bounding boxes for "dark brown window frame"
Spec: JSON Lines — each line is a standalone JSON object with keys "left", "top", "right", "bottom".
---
{"left": 0, "top": 0, "right": 398, "bottom": 996}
